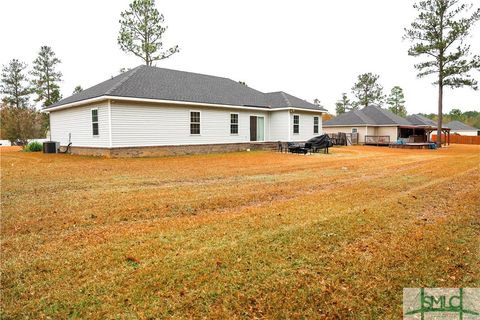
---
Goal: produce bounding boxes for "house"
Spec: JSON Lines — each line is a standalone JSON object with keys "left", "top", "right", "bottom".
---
{"left": 44, "top": 65, "right": 326, "bottom": 157}
{"left": 445, "top": 120, "right": 479, "bottom": 136}
{"left": 323, "top": 105, "right": 416, "bottom": 145}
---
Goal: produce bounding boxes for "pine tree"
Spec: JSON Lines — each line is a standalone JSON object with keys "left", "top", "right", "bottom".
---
{"left": 335, "top": 93, "right": 351, "bottom": 115}
{"left": 404, "top": 0, "right": 480, "bottom": 146}
{"left": 351, "top": 73, "right": 385, "bottom": 108}
{"left": 30, "top": 46, "right": 63, "bottom": 107}
{"left": 118, "top": 0, "right": 179, "bottom": 66}
{"left": 0, "top": 59, "right": 31, "bottom": 108}
{"left": 386, "top": 86, "right": 407, "bottom": 117}
{"left": 72, "top": 85, "right": 83, "bottom": 95}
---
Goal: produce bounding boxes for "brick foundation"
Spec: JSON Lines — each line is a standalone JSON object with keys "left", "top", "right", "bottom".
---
{"left": 68, "top": 142, "right": 278, "bottom": 158}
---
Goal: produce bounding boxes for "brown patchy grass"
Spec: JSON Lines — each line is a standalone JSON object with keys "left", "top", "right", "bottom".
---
{"left": 1, "top": 145, "right": 479, "bottom": 319}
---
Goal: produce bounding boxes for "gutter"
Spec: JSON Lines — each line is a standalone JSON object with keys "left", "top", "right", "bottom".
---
{"left": 42, "top": 95, "right": 325, "bottom": 114}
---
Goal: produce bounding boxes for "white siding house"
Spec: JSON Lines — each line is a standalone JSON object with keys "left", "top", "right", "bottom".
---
{"left": 45, "top": 65, "right": 326, "bottom": 156}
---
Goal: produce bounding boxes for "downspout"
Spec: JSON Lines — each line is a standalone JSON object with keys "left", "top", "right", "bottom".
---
{"left": 287, "top": 110, "right": 291, "bottom": 141}
{"left": 108, "top": 99, "right": 113, "bottom": 148}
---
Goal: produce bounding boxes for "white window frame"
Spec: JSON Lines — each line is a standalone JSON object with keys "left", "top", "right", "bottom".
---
{"left": 230, "top": 113, "right": 239, "bottom": 135}
{"left": 352, "top": 128, "right": 358, "bottom": 134}
{"left": 190, "top": 110, "right": 201, "bottom": 135}
{"left": 293, "top": 114, "right": 300, "bottom": 134}
{"left": 313, "top": 116, "right": 319, "bottom": 134}
{"left": 91, "top": 108, "right": 99, "bottom": 137}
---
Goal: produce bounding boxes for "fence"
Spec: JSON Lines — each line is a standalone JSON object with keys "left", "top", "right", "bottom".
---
{"left": 432, "top": 134, "right": 480, "bottom": 145}
{"left": 328, "top": 133, "right": 359, "bottom": 145}
{"left": 365, "top": 135, "right": 390, "bottom": 146}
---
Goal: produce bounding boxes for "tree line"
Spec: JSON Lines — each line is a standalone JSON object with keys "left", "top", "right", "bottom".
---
{"left": 0, "top": 46, "right": 66, "bottom": 145}
{"left": 420, "top": 109, "right": 480, "bottom": 128}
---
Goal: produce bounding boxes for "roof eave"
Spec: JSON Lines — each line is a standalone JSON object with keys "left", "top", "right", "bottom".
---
{"left": 43, "top": 95, "right": 325, "bottom": 113}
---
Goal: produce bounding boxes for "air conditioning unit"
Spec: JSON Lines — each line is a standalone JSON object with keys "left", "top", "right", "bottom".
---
{"left": 43, "top": 141, "right": 59, "bottom": 153}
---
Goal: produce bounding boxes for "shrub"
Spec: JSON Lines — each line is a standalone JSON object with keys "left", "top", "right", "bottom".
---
{"left": 24, "top": 141, "right": 43, "bottom": 152}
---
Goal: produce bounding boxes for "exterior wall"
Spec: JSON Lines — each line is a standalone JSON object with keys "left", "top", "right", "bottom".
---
{"left": 323, "top": 126, "right": 398, "bottom": 144}
{"left": 451, "top": 130, "right": 479, "bottom": 136}
{"left": 269, "top": 110, "right": 289, "bottom": 141}
{"left": 377, "top": 126, "right": 398, "bottom": 142}
{"left": 110, "top": 102, "right": 271, "bottom": 147}
{"left": 50, "top": 100, "right": 324, "bottom": 153}
{"left": 50, "top": 103, "right": 110, "bottom": 147}
{"left": 69, "top": 142, "right": 278, "bottom": 158}
{"left": 289, "top": 111, "right": 323, "bottom": 142}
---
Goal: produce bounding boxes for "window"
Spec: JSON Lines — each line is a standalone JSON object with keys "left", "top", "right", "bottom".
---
{"left": 313, "top": 116, "right": 319, "bottom": 134}
{"left": 91, "top": 108, "right": 99, "bottom": 136}
{"left": 190, "top": 111, "right": 200, "bottom": 135}
{"left": 293, "top": 115, "right": 299, "bottom": 134}
{"left": 230, "top": 113, "right": 239, "bottom": 134}
{"left": 352, "top": 128, "right": 358, "bottom": 134}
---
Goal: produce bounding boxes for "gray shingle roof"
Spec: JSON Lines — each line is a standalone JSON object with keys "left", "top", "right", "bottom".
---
{"left": 406, "top": 114, "right": 437, "bottom": 126}
{"left": 47, "top": 65, "right": 326, "bottom": 111}
{"left": 445, "top": 120, "right": 478, "bottom": 131}
{"left": 324, "top": 105, "right": 412, "bottom": 126}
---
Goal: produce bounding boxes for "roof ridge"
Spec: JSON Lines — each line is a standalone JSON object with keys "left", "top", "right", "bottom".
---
{"left": 354, "top": 109, "right": 375, "bottom": 124}
{"left": 279, "top": 91, "right": 293, "bottom": 107}
{"left": 105, "top": 66, "right": 143, "bottom": 95}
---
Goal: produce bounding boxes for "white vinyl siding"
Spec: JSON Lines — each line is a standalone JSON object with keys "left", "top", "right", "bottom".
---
{"left": 110, "top": 103, "right": 270, "bottom": 147}
{"left": 289, "top": 112, "right": 322, "bottom": 142}
{"left": 269, "top": 110, "right": 289, "bottom": 141}
{"left": 50, "top": 103, "right": 110, "bottom": 147}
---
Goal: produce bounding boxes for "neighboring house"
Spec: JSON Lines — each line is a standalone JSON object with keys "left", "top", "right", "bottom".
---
{"left": 445, "top": 120, "right": 479, "bottom": 136}
{"left": 323, "top": 105, "right": 415, "bottom": 144}
{"left": 44, "top": 65, "right": 326, "bottom": 157}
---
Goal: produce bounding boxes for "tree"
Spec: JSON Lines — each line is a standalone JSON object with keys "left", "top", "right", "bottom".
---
{"left": 30, "top": 46, "right": 63, "bottom": 107}
{"left": 335, "top": 93, "right": 352, "bottom": 115}
{"left": 118, "top": 0, "right": 179, "bottom": 66}
{"left": 0, "top": 59, "right": 31, "bottom": 108}
{"left": 72, "top": 85, "right": 83, "bottom": 95}
{"left": 351, "top": 73, "right": 385, "bottom": 108}
{"left": 448, "top": 108, "right": 463, "bottom": 120}
{"left": 313, "top": 98, "right": 324, "bottom": 108}
{"left": 0, "top": 103, "right": 45, "bottom": 145}
{"left": 386, "top": 86, "right": 407, "bottom": 117}
{"left": 404, "top": 0, "right": 480, "bottom": 146}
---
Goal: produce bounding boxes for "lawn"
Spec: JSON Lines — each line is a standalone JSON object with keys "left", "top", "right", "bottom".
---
{"left": 1, "top": 145, "right": 479, "bottom": 319}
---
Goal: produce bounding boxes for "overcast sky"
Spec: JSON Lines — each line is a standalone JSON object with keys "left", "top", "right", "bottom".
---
{"left": 1, "top": 0, "right": 479, "bottom": 114}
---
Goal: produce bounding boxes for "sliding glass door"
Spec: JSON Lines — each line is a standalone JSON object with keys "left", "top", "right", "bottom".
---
{"left": 249, "top": 116, "right": 265, "bottom": 142}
